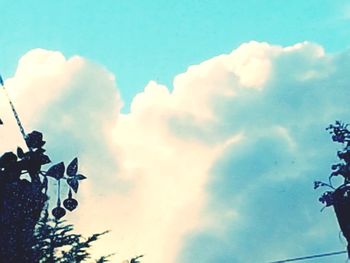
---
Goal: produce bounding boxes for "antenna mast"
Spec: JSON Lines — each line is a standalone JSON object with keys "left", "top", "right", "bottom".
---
{"left": 0, "top": 74, "right": 27, "bottom": 140}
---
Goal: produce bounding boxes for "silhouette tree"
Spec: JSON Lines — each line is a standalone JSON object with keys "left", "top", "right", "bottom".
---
{"left": 0, "top": 74, "right": 86, "bottom": 261}
{"left": 315, "top": 121, "right": 350, "bottom": 258}
{"left": 0, "top": 128, "right": 87, "bottom": 261}
{"left": 32, "top": 208, "right": 111, "bottom": 262}
{"left": 0, "top": 74, "right": 140, "bottom": 263}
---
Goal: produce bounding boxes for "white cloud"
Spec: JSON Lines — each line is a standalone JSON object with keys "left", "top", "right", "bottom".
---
{"left": 1, "top": 41, "right": 350, "bottom": 262}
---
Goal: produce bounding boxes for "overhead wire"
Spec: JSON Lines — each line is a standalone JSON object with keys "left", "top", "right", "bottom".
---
{"left": 268, "top": 250, "right": 347, "bottom": 262}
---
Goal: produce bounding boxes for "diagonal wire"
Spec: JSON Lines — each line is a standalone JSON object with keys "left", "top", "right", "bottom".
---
{"left": 268, "top": 250, "right": 347, "bottom": 263}
{"left": 0, "top": 74, "right": 27, "bottom": 140}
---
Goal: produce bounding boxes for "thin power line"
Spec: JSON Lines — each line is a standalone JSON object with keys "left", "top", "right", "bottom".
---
{"left": 268, "top": 250, "right": 347, "bottom": 263}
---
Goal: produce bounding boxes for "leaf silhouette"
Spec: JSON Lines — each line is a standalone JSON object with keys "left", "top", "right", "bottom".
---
{"left": 76, "top": 174, "right": 86, "bottom": 180}
{"left": 67, "top": 178, "right": 79, "bottom": 193}
{"left": 17, "top": 147, "right": 25, "bottom": 159}
{"left": 46, "top": 162, "right": 65, "bottom": 180}
{"left": 67, "top": 158, "right": 78, "bottom": 176}
{"left": 40, "top": 154, "right": 51, "bottom": 165}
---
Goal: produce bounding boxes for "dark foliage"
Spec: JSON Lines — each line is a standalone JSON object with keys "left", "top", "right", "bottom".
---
{"left": 0, "top": 128, "right": 85, "bottom": 261}
{"left": 0, "top": 75, "right": 138, "bottom": 263}
{"left": 315, "top": 121, "right": 350, "bottom": 257}
{"left": 130, "top": 255, "right": 144, "bottom": 263}
{"left": 32, "top": 208, "right": 111, "bottom": 263}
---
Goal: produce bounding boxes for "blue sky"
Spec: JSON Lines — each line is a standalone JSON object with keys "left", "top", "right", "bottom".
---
{"left": 1, "top": 1, "right": 350, "bottom": 263}
{"left": 1, "top": 0, "right": 350, "bottom": 110}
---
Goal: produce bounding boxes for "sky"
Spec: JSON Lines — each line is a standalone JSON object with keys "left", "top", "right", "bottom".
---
{"left": 1, "top": 1, "right": 350, "bottom": 262}
{"left": 1, "top": 0, "right": 350, "bottom": 111}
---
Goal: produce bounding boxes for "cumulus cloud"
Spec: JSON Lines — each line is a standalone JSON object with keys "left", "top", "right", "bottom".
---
{"left": 1, "top": 41, "right": 350, "bottom": 263}
{"left": 174, "top": 43, "right": 350, "bottom": 262}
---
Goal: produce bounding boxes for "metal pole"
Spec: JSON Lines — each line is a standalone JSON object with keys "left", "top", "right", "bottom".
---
{"left": 0, "top": 74, "right": 27, "bottom": 140}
